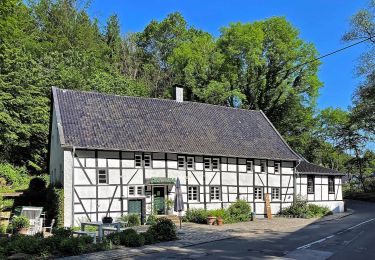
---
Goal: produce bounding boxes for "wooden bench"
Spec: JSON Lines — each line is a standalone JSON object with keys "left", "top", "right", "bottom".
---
{"left": 73, "top": 230, "right": 97, "bottom": 244}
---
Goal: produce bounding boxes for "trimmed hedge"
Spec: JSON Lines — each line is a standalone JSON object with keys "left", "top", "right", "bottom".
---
{"left": 279, "top": 198, "right": 332, "bottom": 218}
{"left": 45, "top": 186, "right": 64, "bottom": 227}
{"left": 184, "top": 200, "right": 252, "bottom": 224}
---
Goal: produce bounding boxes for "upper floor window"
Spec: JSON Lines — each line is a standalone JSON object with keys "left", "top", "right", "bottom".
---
{"left": 307, "top": 176, "right": 314, "bottom": 193}
{"left": 328, "top": 177, "right": 335, "bottom": 193}
{"left": 274, "top": 163, "right": 280, "bottom": 174}
{"left": 135, "top": 154, "right": 152, "bottom": 168}
{"left": 178, "top": 156, "right": 185, "bottom": 169}
{"left": 98, "top": 169, "right": 108, "bottom": 184}
{"left": 187, "top": 157, "right": 194, "bottom": 169}
{"left": 212, "top": 158, "right": 219, "bottom": 170}
{"left": 135, "top": 154, "right": 142, "bottom": 167}
{"left": 129, "top": 185, "right": 144, "bottom": 196}
{"left": 204, "top": 158, "right": 211, "bottom": 169}
{"left": 260, "top": 161, "right": 267, "bottom": 173}
{"left": 246, "top": 160, "right": 253, "bottom": 173}
{"left": 144, "top": 154, "right": 151, "bottom": 168}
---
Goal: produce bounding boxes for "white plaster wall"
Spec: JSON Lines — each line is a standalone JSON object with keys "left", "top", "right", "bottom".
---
{"left": 63, "top": 149, "right": 73, "bottom": 227}
{"left": 49, "top": 109, "right": 64, "bottom": 185}
{"left": 311, "top": 201, "right": 344, "bottom": 213}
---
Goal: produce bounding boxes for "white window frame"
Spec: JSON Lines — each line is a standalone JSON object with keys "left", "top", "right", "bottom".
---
{"left": 129, "top": 185, "right": 144, "bottom": 196}
{"left": 98, "top": 169, "right": 108, "bottom": 184}
{"left": 188, "top": 186, "right": 199, "bottom": 201}
{"left": 144, "top": 154, "right": 152, "bottom": 168}
{"left": 274, "top": 163, "right": 280, "bottom": 174}
{"left": 328, "top": 177, "right": 335, "bottom": 194}
{"left": 246, "top": 160, "right": 253, "bottom": 173}
{"left": 271, "top": 187, "right": 280, "bottom": 200}
{"left": 129, "top": 186, "right": 135, "bottom": 196}
{"left": 178, "top": 156, "right": 185, "bottom": 169}
{"left": 204, "top": 158, "right": 211, "bottom": 170}
{"left": 210, "top": 186, "right": 221, "bottom": 201}
{"left": 135, "top": 154, "right": 142, "bottom": 168}
{"left": 254, "top": 187, "right": 263, "bottom": 200}
{"left": 260, "top": 160, "right": 267, "bottom": 173}
{"left": 212, "top": 158, "right": 220, "bottom": 170}
{"left": 137, "top": 186, "right": 144, "bottom": 196}
{"left": 307, "top": 176, "right": 315, "bottom": 194}
{"left": 187, "top": 157, "right": 195, "bottom": 170}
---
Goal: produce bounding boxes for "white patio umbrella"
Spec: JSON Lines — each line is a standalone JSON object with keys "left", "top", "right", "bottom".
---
{"left": 174, "top": 177, "right": 184, "bottom": 229}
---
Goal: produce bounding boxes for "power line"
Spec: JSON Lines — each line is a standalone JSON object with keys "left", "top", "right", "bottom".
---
{"left": 60, "top": 36, "right": 373, "bottom": 124}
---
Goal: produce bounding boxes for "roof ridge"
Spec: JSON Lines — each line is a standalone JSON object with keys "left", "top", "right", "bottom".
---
{"left": 54, "top": 87, "right": 261, "bottom": 114}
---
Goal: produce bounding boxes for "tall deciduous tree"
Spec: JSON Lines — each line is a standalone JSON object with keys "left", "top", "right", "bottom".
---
{"left": 343, "top": 0, "right": 375, "bottom": 136}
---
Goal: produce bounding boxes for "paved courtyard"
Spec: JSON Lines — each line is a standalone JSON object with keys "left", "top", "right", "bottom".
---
{"left": 61, "top": 212, "right": 352, "bottom": 260}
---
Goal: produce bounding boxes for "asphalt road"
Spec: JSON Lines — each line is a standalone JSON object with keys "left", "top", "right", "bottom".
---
{"left": 134, "top": 200, "right": 375, "bottom": 259}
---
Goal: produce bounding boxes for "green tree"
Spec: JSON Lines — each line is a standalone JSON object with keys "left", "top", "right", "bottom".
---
{"left": 343, "top": 0, "right": 375, "bottom": 135}
{"left": 217, "top": 17, "right": 322, "bottom": 150}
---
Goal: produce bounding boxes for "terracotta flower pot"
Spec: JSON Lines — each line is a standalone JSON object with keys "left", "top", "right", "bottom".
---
{"left": 216, "top": 217, "right": 223, "bottom": 226}
{"left": 206, "top": 216, "right": 216, "bottom": 225}
{"left": 18, "top": 228, "right": 29, "bottom": 235}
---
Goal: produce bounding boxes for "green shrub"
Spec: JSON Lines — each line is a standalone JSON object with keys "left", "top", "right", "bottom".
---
{"left": 0, "top": 163, "right": 30, "bottom": 191}
{"left": 145, "top": 214, "right": 157, "bottom": 225}
{"left": 119, "top": 229, "right": 144, "bottom": 247}
{"left": 279, "top": 198, "right": 332, "bottom": 218}
{"left": 12, "top": 215, "right": 30, "bottom": 229}
{"left": 59, "top": 236, "right": 92, "bottom": 256}
{"left": 0, "top": 224, "right": 7, "bottom": 234}
{"left": 141, "top": 229, "right": 156, "bottom": 245}
{"left": 128, "top": 214, "right": 141, "bottom": 227}
{"left": 149, "top": 218, "right": 177, "bottom": 242}
{"left": 45, "top": 187, "right": 64, "bottom": 227}
{"left": 184, "top": 208, "right": 209, "bottom": 224}
{"left": 227, "top": 199, "right": 252, "bottom": 222}
{"left": 52, "top": 227, "right": 72, "bottom": 238}
{"left": 106, "top": 232, "right": 121, "bottom": 245}
{"left": 307, "top": 204, "right": 332, "bottom": 217}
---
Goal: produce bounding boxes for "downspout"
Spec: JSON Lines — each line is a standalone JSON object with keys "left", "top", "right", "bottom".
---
{"left": 71, "top": 146, "right": 75, "bottom": 227}
{"left": 293, "top": 159, "right": 302, "bottom": 205}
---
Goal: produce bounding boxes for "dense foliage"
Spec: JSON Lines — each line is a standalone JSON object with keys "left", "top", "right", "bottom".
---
{"left": 184, "top": 200, "right": 252, "bottom": 224}
{"left": 279, "top": 198, "right": 332, "bottom": 218}
{"left": 0, "top": 0, "right": 373, "bottom": 186}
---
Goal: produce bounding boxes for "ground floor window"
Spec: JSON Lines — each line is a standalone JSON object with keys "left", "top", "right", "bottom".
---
{"left": 98, "top": 169, "right": 108, "bottom": 184}
{"left": 307, "top": 176, "right": 315, "bottom": 193}
{"left": 188, "top": 186, "right": 199, "bottom": 201}
{"left": 271, "top": 187, "right": 280, "bottom": 200}
{"left": 254, "top": 187, "right": 263, "bottom": 200}
{"left": 129, "top": 185, "right": 144, "bottom": 196}
{"left": 210, "top": 186, "right": 220, "bottom": 200}
{"left": 328, "top": 177, "right": 335, "bottom": 193}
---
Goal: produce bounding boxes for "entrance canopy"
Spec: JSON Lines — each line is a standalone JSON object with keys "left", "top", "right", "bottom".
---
{"left": 145, "top": 177, "right": 176, "bottom": 185}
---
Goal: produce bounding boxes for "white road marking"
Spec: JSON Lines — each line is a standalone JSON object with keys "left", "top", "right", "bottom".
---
{"left": 297, "top": 217, "right": 375, "bottom": 250}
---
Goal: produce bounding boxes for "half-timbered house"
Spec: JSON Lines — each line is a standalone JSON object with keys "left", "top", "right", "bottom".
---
{"left": 49, "top": 86, "right": 344, "bottom": 227}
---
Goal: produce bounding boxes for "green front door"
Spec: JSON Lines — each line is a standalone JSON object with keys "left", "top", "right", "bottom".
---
{"left": 128, "top": 200, "right": 142, "bottom": 222}
{"left": 153, "top": 187, "right": 165, "bottom": 215}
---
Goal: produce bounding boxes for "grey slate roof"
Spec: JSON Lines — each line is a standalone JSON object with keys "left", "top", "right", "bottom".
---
{"left": 296, "top": 161, "right": 345, "bottom": 176}
{"left": 53, "top": 87, "right": 300, "bottom": 161}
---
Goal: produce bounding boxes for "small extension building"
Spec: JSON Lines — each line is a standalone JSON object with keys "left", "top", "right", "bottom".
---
{"left": 49, "top": 87, "right": 344, "bottom": 227}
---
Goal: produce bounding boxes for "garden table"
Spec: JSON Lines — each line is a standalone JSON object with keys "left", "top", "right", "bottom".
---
{"left": 81, "top": 221, "right": 124, "bottom": 242}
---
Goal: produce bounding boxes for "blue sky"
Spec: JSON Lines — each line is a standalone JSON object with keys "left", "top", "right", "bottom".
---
{"left": 87, "top": 0, "right": 370, "bottom": 111}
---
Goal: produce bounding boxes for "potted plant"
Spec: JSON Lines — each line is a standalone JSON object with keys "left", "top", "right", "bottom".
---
{"left": 12, "top": 215, "right": 30, "bottom": 235}
{"left": 102, "top": 216, "right": 113, "bottom": 224}
{"left": 216, "top": 216, "right": 223, "bottom": 226}
{"left": 206, "top": 215, "right": 216, "bottom": 225}
{"left": 166, "top": 198, "right": 174, "bottom": 215}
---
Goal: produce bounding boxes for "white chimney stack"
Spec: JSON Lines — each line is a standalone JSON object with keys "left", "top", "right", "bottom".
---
{"left": 175, "top": 86, "right": 184, "bottom": 102}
